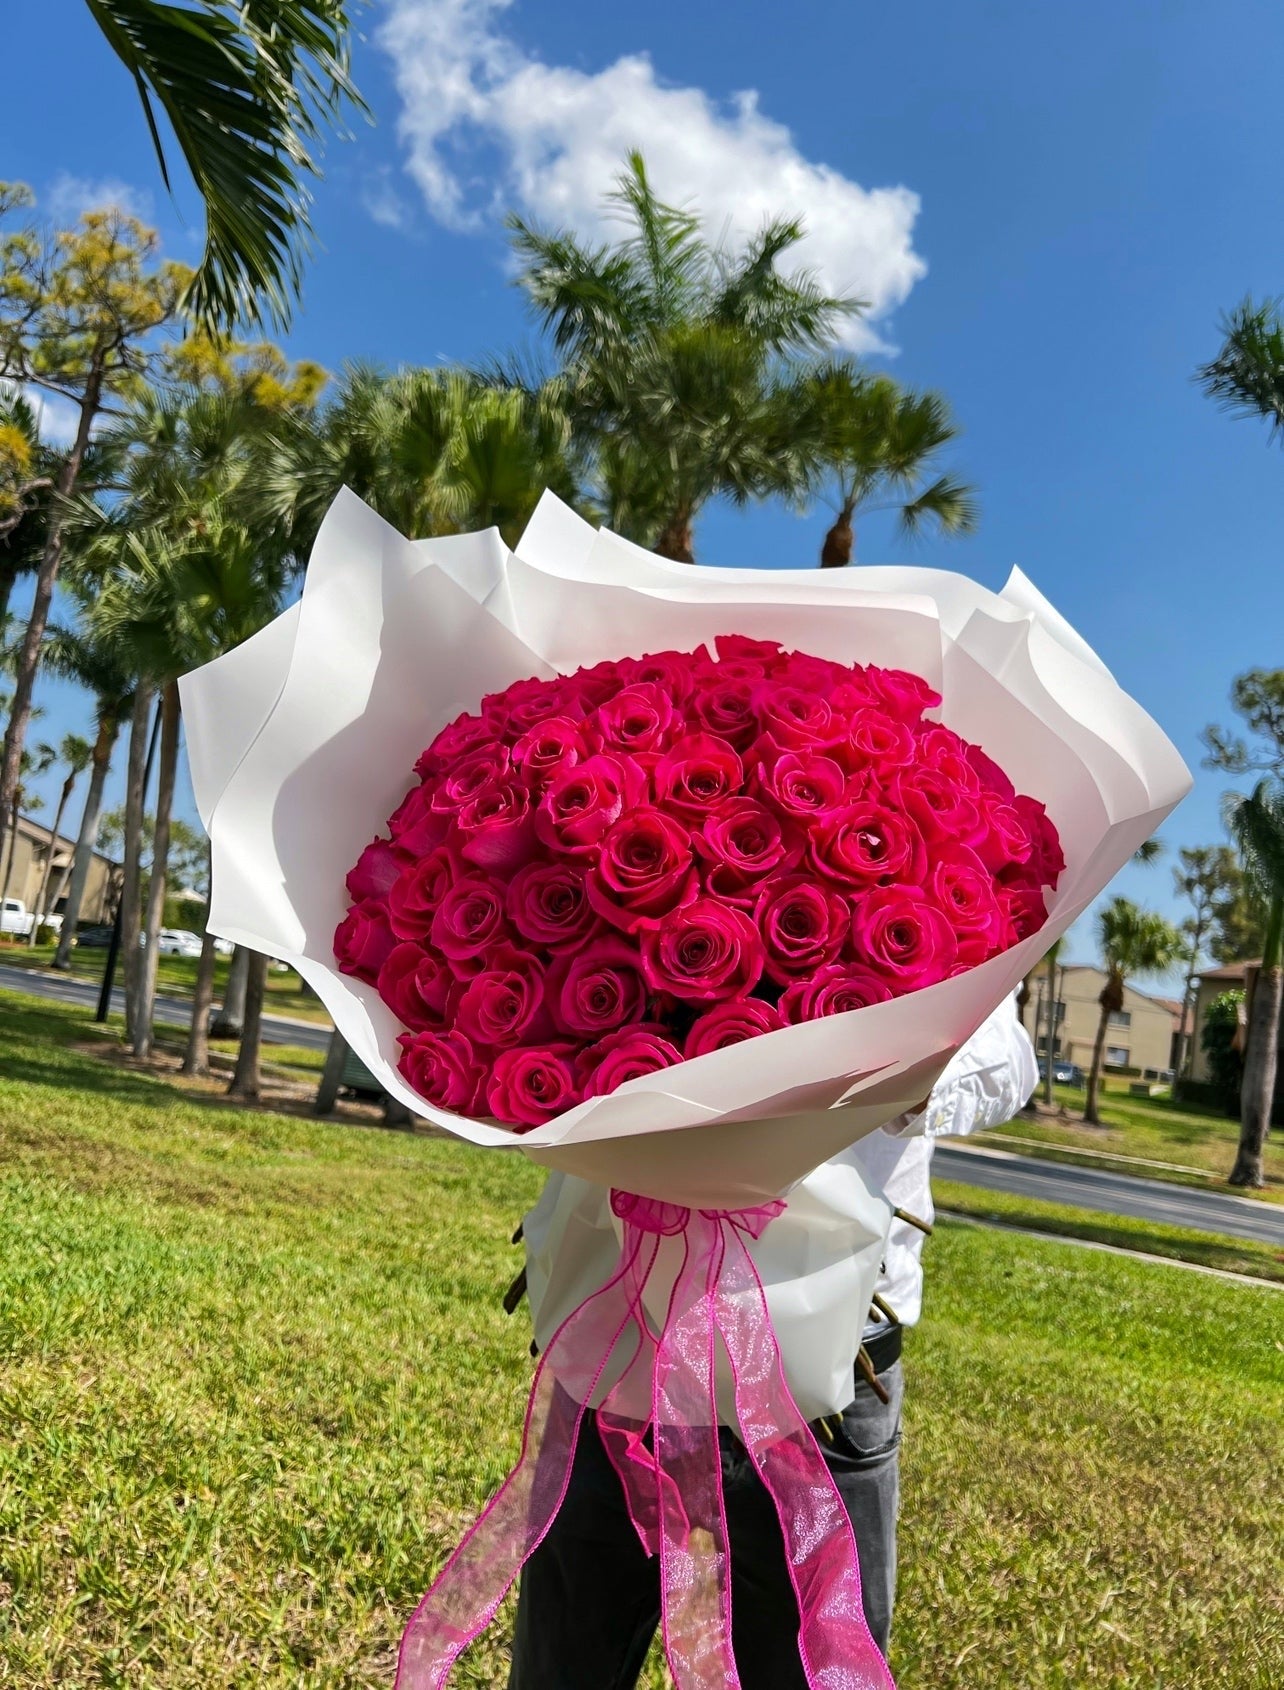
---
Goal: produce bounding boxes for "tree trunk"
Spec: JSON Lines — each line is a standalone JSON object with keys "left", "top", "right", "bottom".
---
{"left": 0, "top": 363, "right": 103, "bottom": 836}
{"left": 27, "top": 775, "right": 73, "bottom": 946}
{"left": 212, "top": 943, "right": 249, "bottom": 1038}
{"left": 653, "top": 510, "right": 695, "bottom": 564}
{"left": 0, "top": 796, "right": 19, "bottom": 915}
{"left": 53, "top": 711, "right": 118, "bottom": 969}
{"left": 1231, "top": 953, "right": 1282, "bottom": 1187}
{"left": 227, "top": 950, "right": 267, "bottom": 1100}
{"left": 1084, "top": 969, "right": 1122, "bottom": 1126}
{"left": 120, "top": 685, "right": 155, "bottom": 1045}
{"left": 0, "top": 552, "right": 18, "bottom": 628}
{"left": 133, "top": 682, "right": 180, "bottom": 1058}
{"left": 314, "top": 1026, "right": 349, "bottom": 1115}
{"left": 182, "top": 928, "right": 218, "bottom": 1077}
{"left": 820, "top": 510, "right": 854, "bottom": 568}
{"left": 1016, "top": 974, "right": 1030, "bottom": 1030}
{"left": 1042, "top": 954, "right": 1058, "bottom": 1107}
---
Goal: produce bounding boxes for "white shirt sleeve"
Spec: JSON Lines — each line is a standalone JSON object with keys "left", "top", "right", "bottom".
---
{"left": 890, "top": 991, "right": 1038, "bottom": 1141}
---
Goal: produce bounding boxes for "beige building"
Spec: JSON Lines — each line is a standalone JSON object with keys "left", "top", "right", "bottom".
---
{"left": 0, "top": 811, "right": 119, "bottom": 929}
{"left": 1026, "top": 963, "right": 1180, "bottom": 1079}
{"left": 1189, "top": 962, "right": 1251, "bottom": 1086}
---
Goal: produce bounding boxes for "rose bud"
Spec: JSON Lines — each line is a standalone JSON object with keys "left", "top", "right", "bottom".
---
{"left": 684, "top": 999, "right": 786, "bottom": 1058}
{"left": 454, "top": 945, "right": 550, "bottom": 1049}
{"left": 377, "top": 941, "right": 458, "bottom": 1031}
{"left": 779, "top": 962, "right": 895, "bottom": 1024}
{"left": 487, "top": 1045, "right": 579, "bottom": 1130}
{"left": 506, "top": 861, "right": 602, "bottom": 951}
{"left": 586, "top": 808, "right": 698, "bottom": 932}
{"left": 756, "top": 875, "right": 850, "bottom": 983}
{"left": 654, "top": 734, "right": 745, "bottom": 819}
{"left": 397, "top": 1028, "right": 482, "bottom": 1112}
{"left": 430, "top": 875, "right": 512, "bottom": 966}
{"left": 334, "top": 899, "right": 397, "bottom": 984}
{"left": 535, "top": 753, "right": 648, "bottom": 855}
{"left": 576, "top": 1024, "right": 685, "bottom": 1099}
{"left": 849, "top": 884, "right": 958, "bottom": 991}
{"left": 640, "top": 897, "right": 765, "bottom": 1003}
{"left": 546, "top": 939, "right": 650, "bottom": 1038}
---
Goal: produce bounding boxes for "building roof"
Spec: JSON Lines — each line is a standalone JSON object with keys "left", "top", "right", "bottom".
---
{"left": 1196, "top": 961, "right": 1255, "bottom": 983}
{"left": 1153, "top": 995, "right": 1193, "bottom": 1034}
{"left": 13, "top": 810, "right": 118, "bottom": 866}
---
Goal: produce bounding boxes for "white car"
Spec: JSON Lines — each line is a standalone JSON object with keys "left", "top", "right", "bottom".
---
{"left": 156, "top": 928, "right": 204, "bottom": 958}
{"left": 1, "top": 898, "right": 61, "bottom": 937}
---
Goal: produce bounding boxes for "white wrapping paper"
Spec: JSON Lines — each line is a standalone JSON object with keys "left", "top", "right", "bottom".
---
{"left": 180, "top": 488, "right": 1191, "bottom": 1210}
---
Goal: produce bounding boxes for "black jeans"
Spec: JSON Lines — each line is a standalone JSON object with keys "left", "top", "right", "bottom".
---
{"left": 508, "top": 1359, "right": 903, "bottom": 1690}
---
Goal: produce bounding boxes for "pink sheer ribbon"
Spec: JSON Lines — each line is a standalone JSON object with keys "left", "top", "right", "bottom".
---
{"left": 394, "top": 1192, "right": 896, "bottom": 1690}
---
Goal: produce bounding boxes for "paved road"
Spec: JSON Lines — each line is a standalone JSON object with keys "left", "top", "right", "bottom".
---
{"left": 934, "top": 1141, "right": 1284, "bottom": 1247}
{"left": 0, "top": 962, "right": 332, "bottom": 1053}
{"left": 6, "top": 962, "right": 1283, "bottom": 1244}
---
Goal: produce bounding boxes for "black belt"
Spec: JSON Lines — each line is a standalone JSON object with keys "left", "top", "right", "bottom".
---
{"left": 862, "top": 1321, "right": 903, "bottom": 1375}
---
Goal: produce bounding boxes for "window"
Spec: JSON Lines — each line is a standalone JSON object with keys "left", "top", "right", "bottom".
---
{"left": 1108, "top": 1009, "right": 1132, "bottom": 1029}
{"left": 1106, "top": 1046, "right": 1130, "bottom": 1069}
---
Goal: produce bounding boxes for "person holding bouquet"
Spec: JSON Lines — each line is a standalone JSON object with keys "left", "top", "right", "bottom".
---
{"left": 507, "top": 991, "right": 1037, "bottom": 1689}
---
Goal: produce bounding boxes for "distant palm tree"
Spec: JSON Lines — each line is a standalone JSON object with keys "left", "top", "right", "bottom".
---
{"left": 509, "top": 152, "right": 856, "bottom": 560}
{"left": 0, "top": 740, "right": 55, "bottom": 916}
{"left": 82, "top": 0, "right": 363, "bottom": 328}
{"left": 801, "top": 366, "right": 977, "bottom": 566}
{"left": 1197, "top": 298, "right": 1284, "bottom": 437}
{"left": 1084, "top": 898, "right": 1184, "bottom": 1125}
{"left": 27, "top": 732, "right": 93, "bottom": 943}
{"left": 1222, "top": 781, "right": 1284, "bottom": 1186}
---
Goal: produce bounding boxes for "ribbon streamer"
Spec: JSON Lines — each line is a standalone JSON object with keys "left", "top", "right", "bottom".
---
{"left": 395, "top": 1194, "right": 896, "bottom": 1690}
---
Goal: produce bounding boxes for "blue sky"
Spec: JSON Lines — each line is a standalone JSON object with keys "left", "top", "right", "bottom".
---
{"left": 4, "top": 0, "right": 1284, "bottom": 978}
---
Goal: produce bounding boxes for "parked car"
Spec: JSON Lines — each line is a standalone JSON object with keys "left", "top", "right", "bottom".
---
{"left": 156, "top": 928, "right": 204, "bottom": 958}
{"left": 1052, "top": 1061, "right": 1085, "bottom": 1087}
{"left": 0, "top": 898, "right": 61, "bottom": 937}
{"left": 75, "top": 923, "right": 115, "bottom": 949}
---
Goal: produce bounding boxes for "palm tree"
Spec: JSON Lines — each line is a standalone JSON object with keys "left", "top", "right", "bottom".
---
{"left": 27, "top": 732, "right": 93, "bottom": 943}
{"left": 82, "top": 0, "right": 363, "bottom": 329}
{"left": 0, "top": 740, "right": 55, "bottom": 916}
{"left": 1196, "top": 299, "right": 1284, "bottom": 436}
{"left": 1039, "top": 937, "right": 1065, "bottom": 1107}
{"left": 1084, "top": 898, "right": 1184, "bottom": 1125}
{"left": 509, "top": 152, "right": 856, "bottom": 560}
{"left": 1223, "top": 781, "right": 1284, "bottom": 1186}
{"left": 800, "top": 367, "right": 978, "bottom": 566}
{"left": 41, "top": 625, "right": 135, "bottom": 969}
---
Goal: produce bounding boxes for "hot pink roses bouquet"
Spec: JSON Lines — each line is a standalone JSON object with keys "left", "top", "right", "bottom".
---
{"left": 336, "top": 641, "right": 1064, "bottom": 1132}
{"left": 180, "top": 489, "right": 1188, "bottom": 1690}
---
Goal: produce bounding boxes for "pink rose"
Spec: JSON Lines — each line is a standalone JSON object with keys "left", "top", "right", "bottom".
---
{"left": 654, "top": 734, "right": 745, "bottom": 820}
{"left": 965, "top": 741, "right": 1017, "bottom": 802}
{"left": 624, "top": 649, "right": 705, "bottom": 705}
{"left": 387, "top": 783, "right": 450, "bottom": 858}
{"left": 895, "top": 771, "right": 985, "bottom": 850}
{"left": 387, "top": 844, "right": 463, "bottom": 942}
{"left": 697, "top": 798, "right": 798, "bottom": 895}
{"left": 1000, "top": 883, "right": 1050, "bottom": 944}
{"left": 592, "top": 682, "right": 684, "bottom": 758}
{"left": 752, "top": 682, "right": 842, "bottom": 751}
{"left": 640, "top": 898, "right": 764, "bottom": 1002}
{"left": 809, "top": 802, "right": 926, "bottom": 887}
{"left": 334, "top": 899, "right": 397, "bottom": 983}
{"left": 397, "top": 1028, "right": 483, "bottom": 1112}
{"left": 915, "top": 725, "right": 981, "bottom": 793}
{"left": 455, "top": 945, "right": 550, "bottom": 1049}
{"left": 454, "top": 778, "right": 537, "bottom": 872}
{"left": 487, "top": 1045, "right": 580, "bottom": 1130}
{"left": 867, "top": 666, "right": 941, "bottom": 724}
{"left": 430, "top": 875, "right": 512, "bottom": 965}
{"left": 414, "top": 712, "right": 493, "bottom": 780}
{"left": 973, "top": 795, "right": 1036, "bottom": 874}
{"left": 535, "top": 754, "right": 648, "bottom": 855}
{"left": 345, "top": 837, "right": 401, "bottom": 902}
{"left": 927, "top": 849, "right": 1007, "bottom": 966}
{"left": 429, "top": 742, "right": 511, "bottom": 817}
{"left": 546, "top": 938, "right": 649, "bottom": 1037}
{"left": 846, "top": 710, "right": 915, "bottom": 777}
{"left": 752, "top": 747, "right": 847, "bottom": 820}
{"left": 576, "top": 658, "right": 636, "bottom": 709}
{"left": 512, "top": 716, "right": 591, "bottom": 785}
{"left": 1012, "top": 795, "right": 1065, "bottom": 888}
{"left": 779, "top": 962, "right": 894, "bottom": 1023}
{"left": 482, "top": 673, "right": 569, "bottom": 736}
{"left": 715, "top": 633, "right": 784, "bottom": 670}
{"left": 684, "top": 999, "right": 785, "bottom": 1058}
{"left": 779, "top": 653, "right": 851, "bottom": 695}
{"left": 756, "top": 875, "right": 850, "bottom": 982}
{"left": 506, "top": 861, "right": 601, "bottom": 950}
{"left": 377, "top": 941, "right": 457, "bottom": 1030}
{"left": 690, "top": 678, "right": 760, "bottom": 751}
{"left": 576, "top": 1024, "right": 685, "bottom": 1098}
{"left": 850, "top": 884, "right": 958, "bottom": 990}
{"left": 587, "top": 808, "right": 698, "bottom": 932}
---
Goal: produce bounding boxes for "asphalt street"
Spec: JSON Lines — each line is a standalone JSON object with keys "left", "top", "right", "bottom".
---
{"left": 4, "top": 962, "right": 1283, "bottom": 1243}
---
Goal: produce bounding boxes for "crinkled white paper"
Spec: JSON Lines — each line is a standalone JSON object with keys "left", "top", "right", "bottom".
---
{"left": 180, "top": 489, "right": 1190, "bottom": 1209}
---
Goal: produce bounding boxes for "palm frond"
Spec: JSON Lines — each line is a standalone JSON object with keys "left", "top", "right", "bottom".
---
{"left": 84, "top": 0, "right": 364, "bottom": 330}
{"left": 1196, "top": 298, "right": 1284, "bottom": 436}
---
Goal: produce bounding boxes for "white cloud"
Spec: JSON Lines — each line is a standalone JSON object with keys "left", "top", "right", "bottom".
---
{"left": 361, "top": 166, "right": 414, "bottom": 230}
{"left": 377, "top": 0, "right": 926, "bottom": 350}
{"left": 45, "top": 172, "right": 151, "bottom": 224}
{"left": 0, "top": 379, "right": 81, "bottom": 448}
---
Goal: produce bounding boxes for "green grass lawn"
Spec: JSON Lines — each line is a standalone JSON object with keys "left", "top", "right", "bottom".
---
{"left": 980, "top": 1078, "right": 1284, "bottom": 1202}
{"left": 2, "top": 991, "right": 1282, "bottom": 1688}
{"left": 0, "top": 938, "right": 330, "bottom": 1023}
